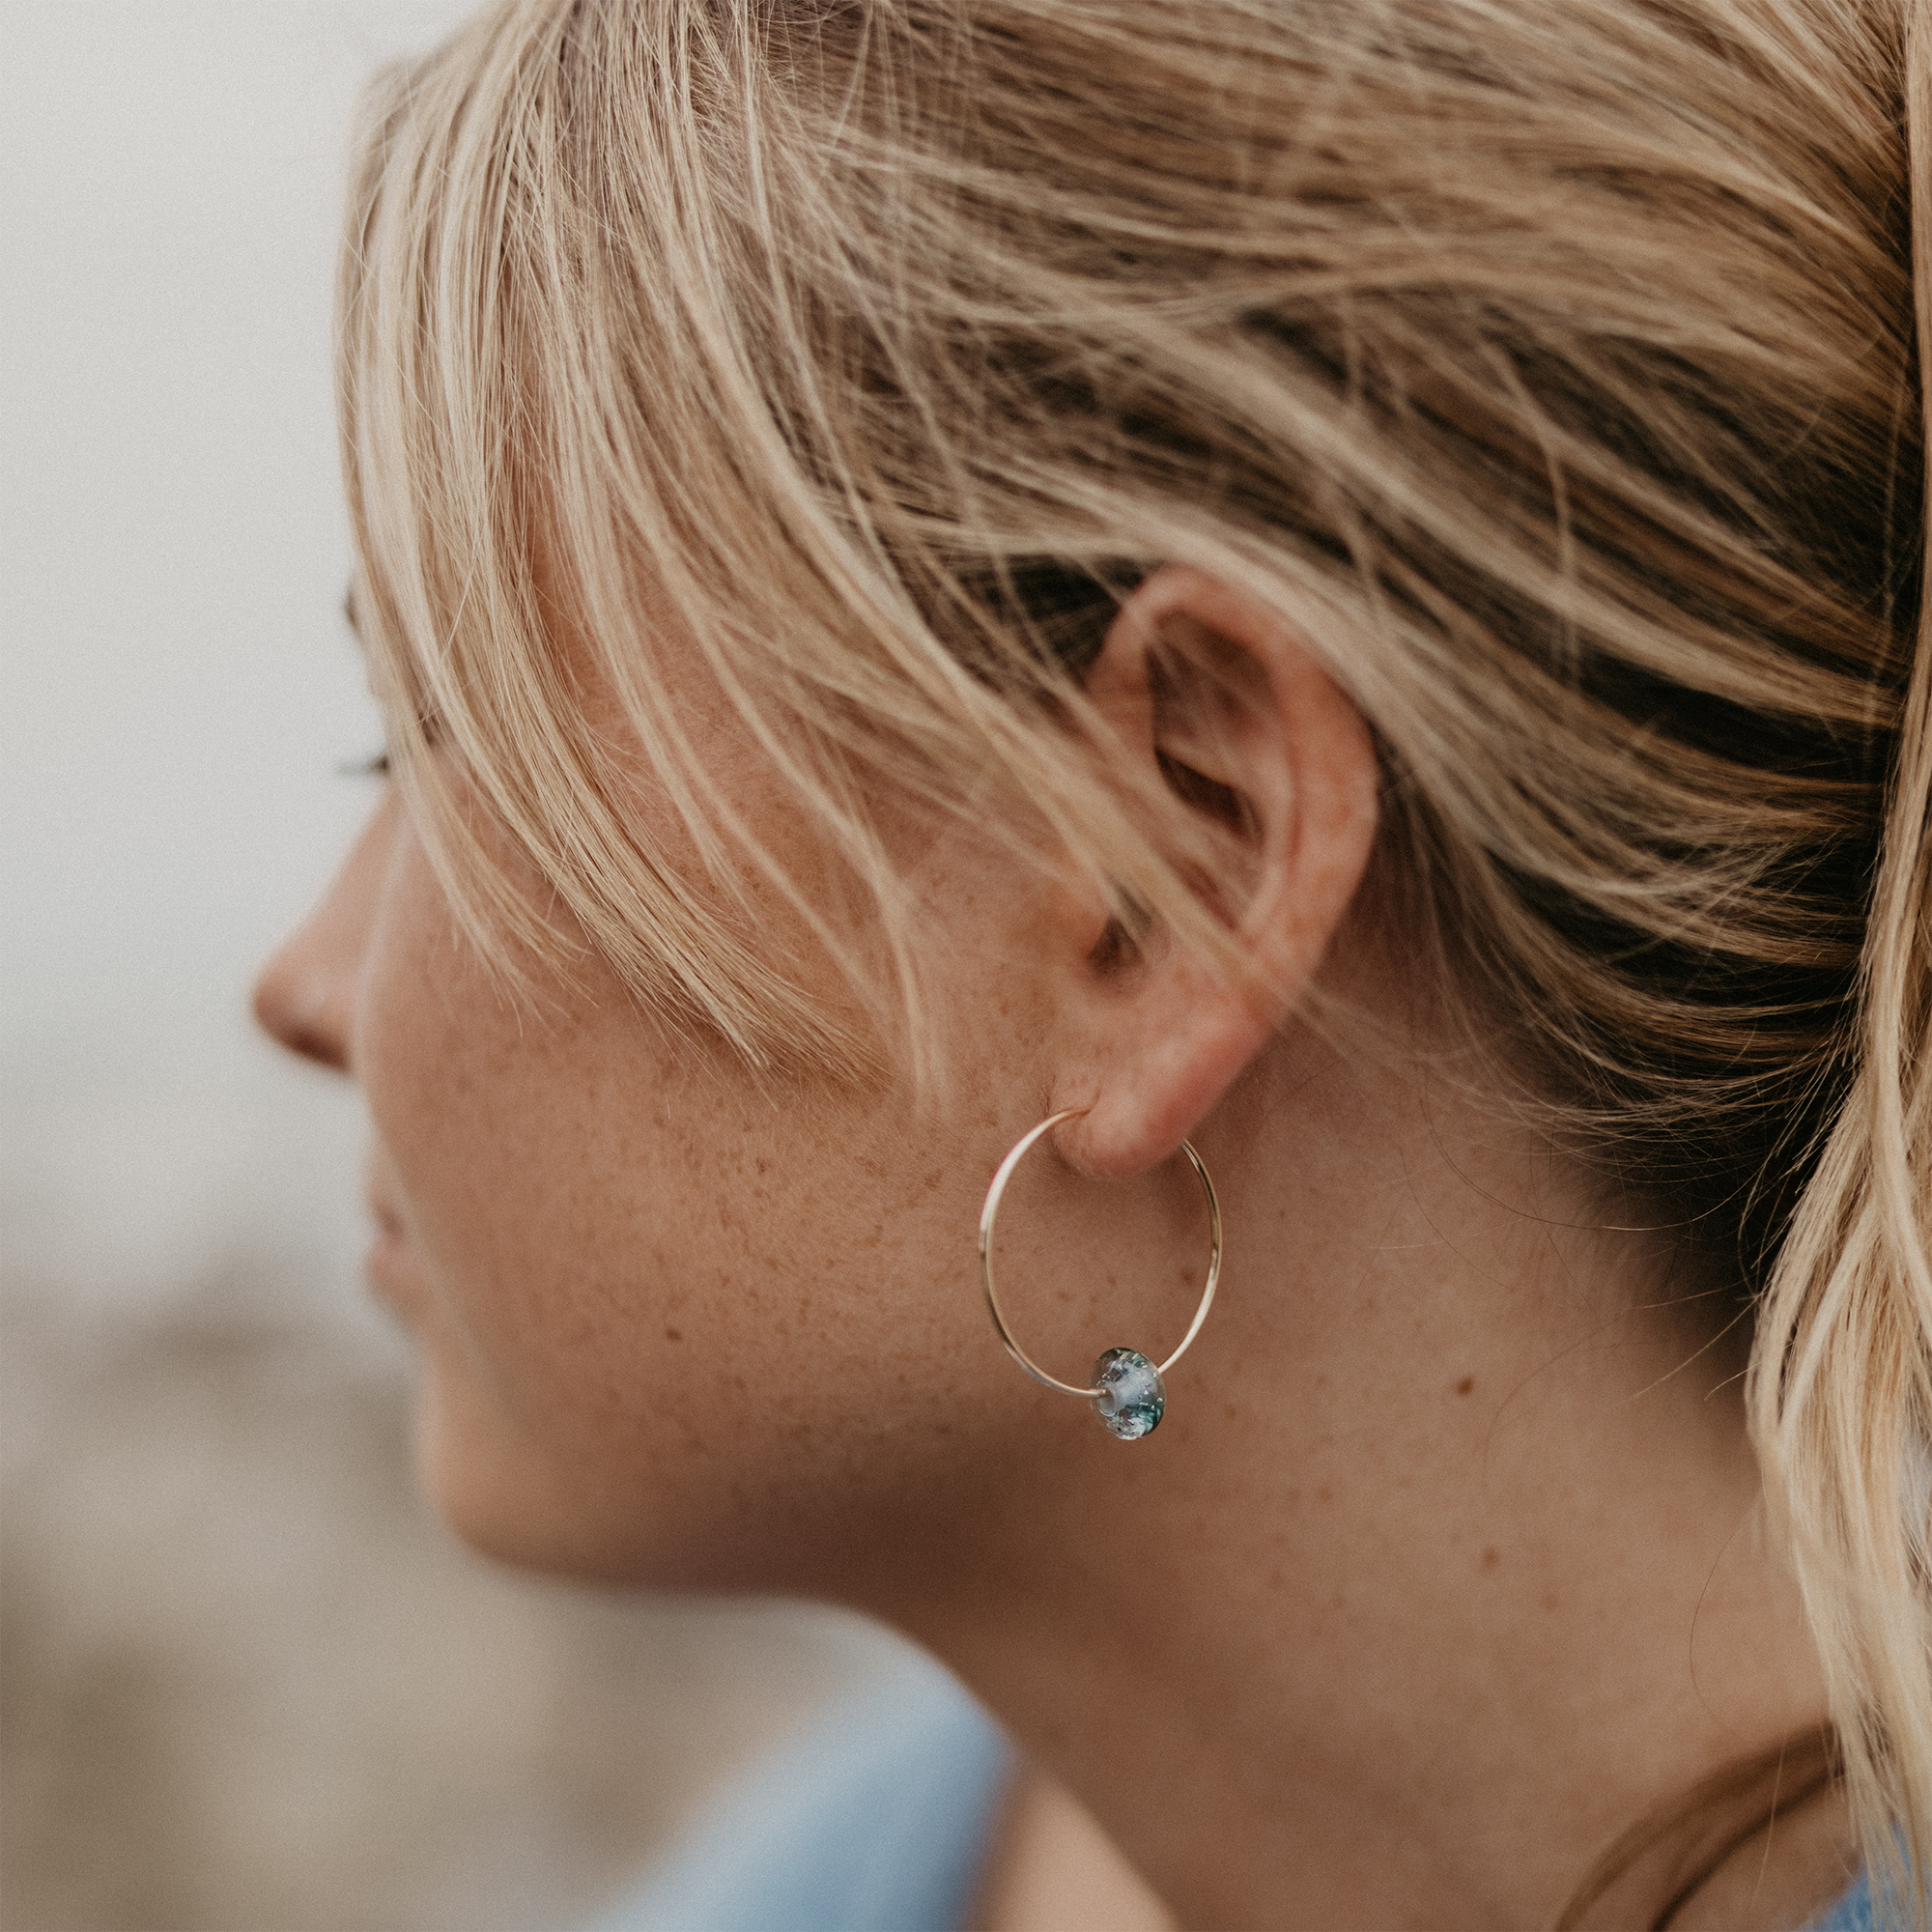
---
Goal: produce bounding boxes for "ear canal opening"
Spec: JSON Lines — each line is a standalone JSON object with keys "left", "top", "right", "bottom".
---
{"left": 1155, "top": 748, "right": 1258, "bottom": 840}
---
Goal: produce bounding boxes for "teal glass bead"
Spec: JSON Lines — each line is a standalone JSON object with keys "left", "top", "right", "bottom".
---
{"left": 1092, "top": 1348, "right": 1164, "bottom": 1440}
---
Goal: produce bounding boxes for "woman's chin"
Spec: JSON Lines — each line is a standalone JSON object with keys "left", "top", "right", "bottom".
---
{"left": 405, "top": 1370, "right": 814, "bottom": 1593}
{"left": 410, "top": 1377, "right": 627, "bottom": 1578}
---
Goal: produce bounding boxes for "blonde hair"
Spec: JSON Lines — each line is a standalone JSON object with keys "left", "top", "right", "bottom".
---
{"left": 340, "top": 0, "right": 1932, "bottom": 1913}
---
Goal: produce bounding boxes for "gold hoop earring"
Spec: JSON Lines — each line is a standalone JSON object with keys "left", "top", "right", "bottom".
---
{"left": 977, "top": 1107, "right": 1222, "bottom": 1440}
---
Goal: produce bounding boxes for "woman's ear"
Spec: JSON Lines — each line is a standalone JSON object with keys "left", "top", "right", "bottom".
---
{"left": 1050, "top": 564, "right": 1379, "bottom": 1176}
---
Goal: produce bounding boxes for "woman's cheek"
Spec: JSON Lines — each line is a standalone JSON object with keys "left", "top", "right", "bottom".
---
{"left": 345, "top": 842, "right": 713, "bottom": 1493}
{"left": 351, "top": 838, "right": 570, "bottom": 1396}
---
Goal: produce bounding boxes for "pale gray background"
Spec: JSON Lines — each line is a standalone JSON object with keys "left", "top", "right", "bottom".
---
{"left": 2, "top": 9, "right": 905, "bottom": 1928}
{"left": 5, "top": 1, "right": 434, "bottom": 1315}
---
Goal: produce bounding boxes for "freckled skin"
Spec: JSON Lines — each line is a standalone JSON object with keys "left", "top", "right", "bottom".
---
{"left": 261, "top": 780, "right": 1199, "bottom": 1594}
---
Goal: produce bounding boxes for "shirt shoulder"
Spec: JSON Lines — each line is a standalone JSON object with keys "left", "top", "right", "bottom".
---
{"left": 1804, "top": 1871, "right": 1872, "bottom": 1932}
{"left": 589, "top": 1657, "right": 1010, "bottom": 1932}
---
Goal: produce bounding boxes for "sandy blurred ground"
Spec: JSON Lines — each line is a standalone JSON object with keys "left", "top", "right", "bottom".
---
{"left": 0, "top": 1091, "right": 891, "bottom": 1932}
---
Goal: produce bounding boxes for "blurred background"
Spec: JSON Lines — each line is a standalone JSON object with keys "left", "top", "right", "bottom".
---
{"left": 2, "top": 7, "right": 908, "bottom": 1926}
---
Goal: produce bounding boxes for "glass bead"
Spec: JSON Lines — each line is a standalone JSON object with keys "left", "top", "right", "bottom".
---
{"left": 1092, "top": 1348, "right": 1164, "bottom": 1440}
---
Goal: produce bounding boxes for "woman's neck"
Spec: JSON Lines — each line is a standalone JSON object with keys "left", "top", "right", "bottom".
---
{"left": 862, "top": 1023, "right": 1847, "bottom": 1929}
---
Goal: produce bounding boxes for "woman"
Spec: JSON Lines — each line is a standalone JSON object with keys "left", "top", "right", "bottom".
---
{"left": 254, "top": 0, "right": 1932, "bottom": 1924}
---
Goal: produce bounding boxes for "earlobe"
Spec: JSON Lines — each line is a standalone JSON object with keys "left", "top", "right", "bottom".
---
{"left": 1051, "top": 565, "right": 1379, "bottom": 1178}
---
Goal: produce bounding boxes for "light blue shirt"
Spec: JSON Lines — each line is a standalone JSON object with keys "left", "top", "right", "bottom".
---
{"left": 1810, "top": 1871, "right": 1873, "bottom": 1932}
{"left": 593, "top": 1662, "right": 1009, "bottom": 1932}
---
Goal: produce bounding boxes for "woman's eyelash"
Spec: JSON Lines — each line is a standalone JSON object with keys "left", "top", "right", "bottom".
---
{"left": 334, "top": 751, "right": 392, "bottom": 779}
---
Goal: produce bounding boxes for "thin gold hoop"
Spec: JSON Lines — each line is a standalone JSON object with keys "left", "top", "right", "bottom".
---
{"left": 977, "top": 1107, "right": 1223, "bottom": 1439}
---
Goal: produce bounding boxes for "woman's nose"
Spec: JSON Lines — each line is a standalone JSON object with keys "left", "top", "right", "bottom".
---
{"left": 252, "top": 794, "right": 398, "bottom": 1074}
